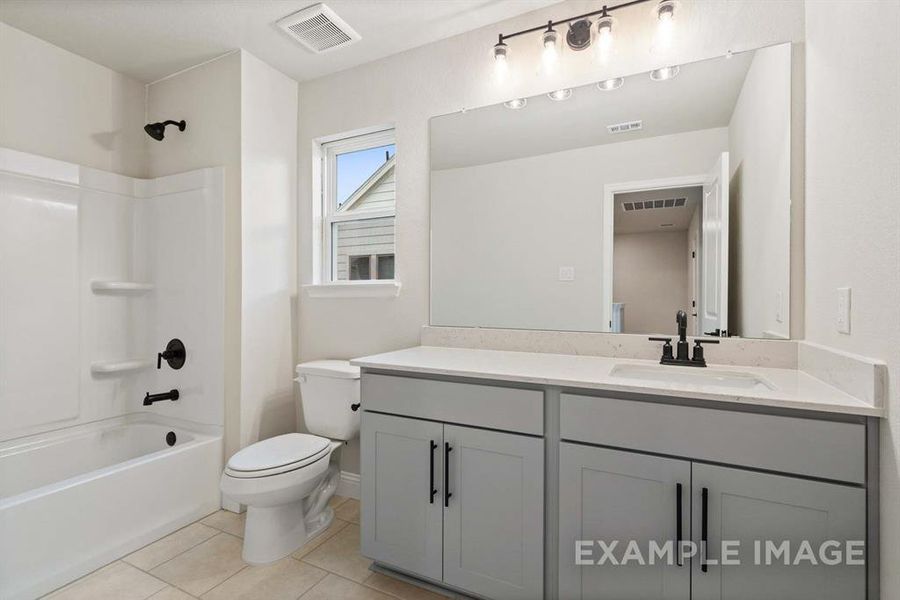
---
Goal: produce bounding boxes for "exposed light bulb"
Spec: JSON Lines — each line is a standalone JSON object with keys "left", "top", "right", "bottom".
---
{"left": 547, "top": 88, "right": 572, "bottom": 102}
{"left": 493, "top": 40, "right": 509, "bottom": 82}
{"left": 504, "top": 98, "right": 527, "bottom": 110}
{"left": 595, "top": 16, "right": 614, "bottom": 62}
{"left": 541, "top": 26, "right": 560, "bottom": 69}
{"left": 597, "top": 77, "right": 624, "bottom": 91}
{"left": 653, "top": 0, "right": 676, "bottom": 53}
{"left": 649, "top": 65, "right": 680, "bottom": 81}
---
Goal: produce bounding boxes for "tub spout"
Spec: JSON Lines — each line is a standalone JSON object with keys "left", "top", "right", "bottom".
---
{"left": 143, "top": 389, "right": 179, "bottom": 406}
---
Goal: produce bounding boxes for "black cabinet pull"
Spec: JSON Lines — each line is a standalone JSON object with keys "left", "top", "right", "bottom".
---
{"left": 429, "top": 441, "right": 437, "bottom": 504}
{"left": 701, "top": 487, "right": 709, "bottom": 573}
{"left": 444, "top": 442, "right": 453, "bottom": 507}
{"left": 675, "top": 482, "right": 684, "bottom": 567}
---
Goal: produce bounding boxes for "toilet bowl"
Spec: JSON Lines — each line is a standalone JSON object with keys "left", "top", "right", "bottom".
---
{"left": 220, "top": 360, "right": 360, "bottom": 564}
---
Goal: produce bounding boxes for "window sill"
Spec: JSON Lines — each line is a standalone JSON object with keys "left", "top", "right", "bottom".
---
{"left": 303, "top": 281, "right": 402, "bottom": 299}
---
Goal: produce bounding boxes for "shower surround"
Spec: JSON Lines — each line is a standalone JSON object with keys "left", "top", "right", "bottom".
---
{"left": 0, "top": 148, "right": 225, "bottom": 599}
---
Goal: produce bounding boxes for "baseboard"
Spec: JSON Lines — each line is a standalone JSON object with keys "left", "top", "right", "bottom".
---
{"left": 336, "top": 470, "right": 360, "bottom": 499}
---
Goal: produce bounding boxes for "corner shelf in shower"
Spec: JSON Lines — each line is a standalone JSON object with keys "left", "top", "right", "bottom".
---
{"left": 90, "top": 359, "right": 154, "bottom": 375}
{"left": 90, "top": 280, "right": 154, "bottom": 295}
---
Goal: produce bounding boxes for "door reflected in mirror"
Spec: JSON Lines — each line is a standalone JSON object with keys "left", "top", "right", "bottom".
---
{"left": 430, "top": 42, "right": 794, "bottom": 339}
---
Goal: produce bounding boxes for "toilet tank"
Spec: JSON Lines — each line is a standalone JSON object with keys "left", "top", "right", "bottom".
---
{"left": 295, "top": 360, "right": 360, "bottom": 441}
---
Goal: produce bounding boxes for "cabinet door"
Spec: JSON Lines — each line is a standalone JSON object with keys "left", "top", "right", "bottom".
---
{"left": 559, "top": 443, "right": 691, "bottom": 600}
{"left": 692, "top": 464, "right": 866, "bottom": 600}
{"left": 361, "top": 412, "right": 443, "bottom": 581}
{"left": 442, "top": 424, "right": 544, "bottom": 600}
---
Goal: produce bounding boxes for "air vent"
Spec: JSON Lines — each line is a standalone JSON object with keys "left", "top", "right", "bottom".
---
{"left": 622, "top": 197, "right": 687, "bottom": 211}
{"left": 607, "top": 120, "right": 643, "bottom": 134}
{"left": 276, "top": 3, "right": 361, "bottom": 54}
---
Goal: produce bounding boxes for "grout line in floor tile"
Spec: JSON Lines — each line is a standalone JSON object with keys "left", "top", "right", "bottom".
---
{"left": 126, "top": 524, "right": 222, "bottom": 575}
{"left": 198, "top": 563, "right": 251, "bottom": 599}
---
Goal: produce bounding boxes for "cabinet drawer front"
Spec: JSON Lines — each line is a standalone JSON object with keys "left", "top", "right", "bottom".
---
{"left": 560, "top": 394, "right": 865, "bottom": 484}
{"left": 362, "top": 374, "right": 543, "bottom": 435}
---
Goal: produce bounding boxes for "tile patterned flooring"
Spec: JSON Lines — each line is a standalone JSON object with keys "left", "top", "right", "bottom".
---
{"left": 44, "top": 497, "right": 446, "bottom": 600}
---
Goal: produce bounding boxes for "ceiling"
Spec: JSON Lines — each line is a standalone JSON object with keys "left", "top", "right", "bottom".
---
{"left": 614, "top": 187, "right": 701, "bottom": 234}
{"left": 0, "top": 0, "right": 561, "bottom": 83}
{"left": 431, "top": 49, "right": 754, "bottom": 170}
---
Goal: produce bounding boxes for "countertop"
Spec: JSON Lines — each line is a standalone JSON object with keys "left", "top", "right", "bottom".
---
{"left": 351, "top": 346, "right": 883, "bottom": 418}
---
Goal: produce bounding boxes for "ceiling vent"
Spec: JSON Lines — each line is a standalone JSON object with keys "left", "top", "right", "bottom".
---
{"left": 622, "top": 197, "right": 686, "bottom": 211}
{"left": 607, "top": 120, "right": 643, "bottom": 134}
{"left": 276, "top": 4, "right": 361, "bottom": 54}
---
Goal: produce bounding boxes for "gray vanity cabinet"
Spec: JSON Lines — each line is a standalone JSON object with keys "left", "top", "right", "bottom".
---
{"left": 360, "top": 412, "right": 444, "bottom": 582}
{"left": 443, "top": 424, "right": 544, "bottom": 600}
{"left": 360, "top": 406, "right": 544, "bottom": 600}
{"left": 558, "top": 443, "right": 691, "bottom": 600}
{"left": 691, "top": 463, "right": 866, "bottom": 600}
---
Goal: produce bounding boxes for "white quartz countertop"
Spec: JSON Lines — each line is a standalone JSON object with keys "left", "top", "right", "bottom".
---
{"left": 351, "top": 346, "right": 883, "bottom": 418}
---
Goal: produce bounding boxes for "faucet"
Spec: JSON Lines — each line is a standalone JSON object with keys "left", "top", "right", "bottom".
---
{"left": 144, "top": 389, "right": 180, "bottom": 406}
{"left": 649, "top": 310, "right": 719, "bottom": 367}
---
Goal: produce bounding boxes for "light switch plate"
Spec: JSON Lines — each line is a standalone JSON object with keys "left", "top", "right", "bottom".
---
{"left": 558, "top": 266, "right": 575, "bottom": 281}
{"left": 836, "top": 287, "right": 851, "bottom": 334}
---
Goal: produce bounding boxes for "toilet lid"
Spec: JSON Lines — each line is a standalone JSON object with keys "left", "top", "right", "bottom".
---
{"left": 227, "top": 433, "right": 330, "bottom": 473}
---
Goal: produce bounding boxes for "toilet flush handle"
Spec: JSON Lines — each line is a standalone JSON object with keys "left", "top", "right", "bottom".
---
{"left": 351, "top": 402, "right": 361, "bottom": 412}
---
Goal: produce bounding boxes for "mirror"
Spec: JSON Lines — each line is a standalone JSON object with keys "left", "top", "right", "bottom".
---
{"left": 430, "top": 43, "right": 793, "bottom": 338}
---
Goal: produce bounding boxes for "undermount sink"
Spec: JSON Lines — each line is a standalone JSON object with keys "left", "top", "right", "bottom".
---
{"left": 609, "top": 364, "right": 776, "bottom": 391}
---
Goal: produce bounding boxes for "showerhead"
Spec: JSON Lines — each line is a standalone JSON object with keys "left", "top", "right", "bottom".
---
{"left": 144, "top": 120, "right": 186, "bottom": 141}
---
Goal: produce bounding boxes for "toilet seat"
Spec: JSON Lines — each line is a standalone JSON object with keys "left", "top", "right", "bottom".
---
{"left": 224, "top": 433, "right": 331, "bottom": 479}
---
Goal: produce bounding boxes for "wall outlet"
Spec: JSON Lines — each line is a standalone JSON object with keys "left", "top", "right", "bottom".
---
{"left": 775, "top": 292, "right": 784, "bottom": 323}
{"left": 836, "top": 287, "right": 851, "bottom": 334}
{"left": 558, "top": 266, "right": 575, "bottom": 281}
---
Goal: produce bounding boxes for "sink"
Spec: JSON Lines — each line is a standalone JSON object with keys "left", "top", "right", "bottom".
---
{"left": 609, "top": 364, "right": 776, "bottom": 391}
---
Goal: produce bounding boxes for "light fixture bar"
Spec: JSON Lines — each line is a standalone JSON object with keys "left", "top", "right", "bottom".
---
{"left": 497, "top": 0, "right": 652, "bottom": 43}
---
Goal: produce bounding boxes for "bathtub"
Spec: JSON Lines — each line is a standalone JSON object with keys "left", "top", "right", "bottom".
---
{"left": 0, "top": 414, "right": 223, "bottom": 600}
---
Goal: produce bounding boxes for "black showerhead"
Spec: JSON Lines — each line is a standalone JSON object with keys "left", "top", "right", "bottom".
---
{"left": 144, "top": 120, "right": 186, "bottom": 141}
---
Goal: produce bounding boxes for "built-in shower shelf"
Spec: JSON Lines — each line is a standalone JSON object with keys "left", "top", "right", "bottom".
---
{"left": 90, "top": 280, "right": 154, "bottom": 295}
{"left": 90, "top": 359, "right": 154, "bottom": 374}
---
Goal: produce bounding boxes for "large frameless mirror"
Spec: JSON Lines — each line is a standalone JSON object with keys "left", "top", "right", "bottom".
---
{"left": 430, "top": 42, "right": 794, "bottom": 339}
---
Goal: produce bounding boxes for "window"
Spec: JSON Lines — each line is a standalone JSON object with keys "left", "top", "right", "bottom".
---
{"left": 321, "top": 129, "right": 396, "bottom": 282}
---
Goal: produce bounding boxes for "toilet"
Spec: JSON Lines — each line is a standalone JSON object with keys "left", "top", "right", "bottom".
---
{"left": 220, "top": 360, "right": 360, "bottom": 564}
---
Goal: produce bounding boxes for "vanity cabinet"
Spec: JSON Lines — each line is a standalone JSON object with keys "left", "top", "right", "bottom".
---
{"left": 357, "top": 365, "right": 876, "bottom": 600}
{"left": 361, "top": 408, "right": 544, "bottom": 600}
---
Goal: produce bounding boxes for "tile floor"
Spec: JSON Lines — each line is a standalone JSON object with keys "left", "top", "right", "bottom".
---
{"left": 44, "top": 497, "right": 446, "bottom": 600}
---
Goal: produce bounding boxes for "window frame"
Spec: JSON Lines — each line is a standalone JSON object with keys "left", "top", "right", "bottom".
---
{"left": 321, "top": 128, "right": 396, "bottom": 283}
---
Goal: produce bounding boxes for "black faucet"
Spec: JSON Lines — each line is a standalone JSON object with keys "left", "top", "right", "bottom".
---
{"left": 144, "top": 389, "right": 180, "bottom": 406}
{"left": 649, "top": 310, "right": 720, "bottom": 367}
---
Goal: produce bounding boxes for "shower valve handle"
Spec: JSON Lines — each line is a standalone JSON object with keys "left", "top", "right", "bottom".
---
{"left": 157, "top": 338, "right": 186, "bottom": 370}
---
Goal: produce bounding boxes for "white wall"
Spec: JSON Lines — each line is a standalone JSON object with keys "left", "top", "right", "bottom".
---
{"left": 145, "top": 52, "right": 244, "bottom": 458}
{"left": 804, "top": 1, "right": 900, "bottom": 596}
{"left": 614, "top": 231, "right": 689, "bottom": 335}
{"left": 431, "top": 128, "right": 726, "bottom": 332}
{"left": 728, "top": 43, "right": 792, "bottom": 339}
{"left": 297, "top": 0, "right": 805, "bottom": 474}
{"left": 239, "top": 52, "right": 299, "bottom": 448}
{"left": 0, "top": 22, "right": 146, "bottom": 177}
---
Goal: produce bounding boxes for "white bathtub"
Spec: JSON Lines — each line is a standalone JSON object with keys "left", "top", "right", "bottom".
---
{"left": 0, "top": 414, "right": 223, "bottom": 600}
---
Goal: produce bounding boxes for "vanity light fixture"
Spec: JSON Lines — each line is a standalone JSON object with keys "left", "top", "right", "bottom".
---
{"left": 504, "top": 98, "right": 528, "bottom": 109}
{"left": 490, "top": 0, "right": 679, "bottom": 76}
{"left": 650, "top": 65, "right": 680, "bottom": 81}
{"left": 547, "top": 88, "right": 573, "bottom": 102}
{"left": 597, "top": 77, "right": 624, "bottom": 91}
